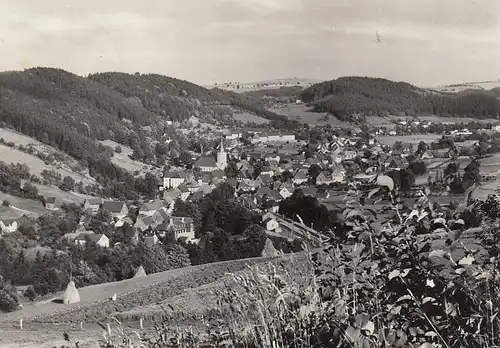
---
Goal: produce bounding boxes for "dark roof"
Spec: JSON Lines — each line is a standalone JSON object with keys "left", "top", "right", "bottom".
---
{"left": 194, "top": 156, "right": 217, "bottom": 168}
{"left": 102, "top": 201, "right": 126, "bottom": 213}
{"left": 85, "top": 198, "right": 102, "bottom": 206}
{"left": 164, "top": 171, "right": 185, "bottom": 179}
{"left": 140, "top": 199, "right": 164, "bottom": 212}
{"left": 75, "top": 233, "right": 105, "bottom": 242}
{"left": 45, "top": 197, "right": 58, "bottom": 204}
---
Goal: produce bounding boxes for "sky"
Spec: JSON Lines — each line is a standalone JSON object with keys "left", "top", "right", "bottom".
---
{"left": 0, "top": 0, "right": 498, "bottom": 87}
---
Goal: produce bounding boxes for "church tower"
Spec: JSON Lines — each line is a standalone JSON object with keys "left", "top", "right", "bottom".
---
{"left": 217, "top": 139, "right": 227, "bottom": 170}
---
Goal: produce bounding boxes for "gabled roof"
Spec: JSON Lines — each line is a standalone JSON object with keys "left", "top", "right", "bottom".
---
{"left": 140, "top": 199, "right": 164, "bottom": 212}
{"left": 75, "top": 232, "right": 106, "bottom": 242}
{"left": 102, "top": 200, "right": 127, "bottom": 213}
{"left": 164, "top": 170, "right": 185, "bottom": 179}
{"left": 194, "top": 156, "right": 217, "bottom": 168}
{"left": 85, "top": 198, "right": 102, "bottom": 206}
{"left": 45, "top": 197, "right": 59, "bottom": 204}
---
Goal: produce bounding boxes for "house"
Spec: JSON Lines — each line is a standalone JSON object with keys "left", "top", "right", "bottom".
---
{"left": 316, "top": 172, "right": 334, "bottom": 185}
{"left": 101, "top": 201, "right": 129, "bottom": 219}
{"left": 193, "top": 156, "right": 218, "bottom": 172}
{"left": 257, "top": 174, "right": 274, "bottom": 187}
{"left": 421, "top": 150, "right": 434, "bottom": 160}
{"left": 162, "top": 171, "right": 186, "bottom": 189}
{"left": 83, "top": 198, "right": 102, "bottom": 214}
{"left": 45, "top": 197, "right": 61, "bottom": 211}
{"left": 331, "top": 164, "right": 346, "bottom": 182}
{"left": 178, "top": 185, "right": 191, "bottom": 201}
{"left": 292, "top": 169, "right": 308, "bottom": 185}
{"left": 263, "top": 217, "right": 281, "bottom": 232}
{"left": 139, "top": 199, "right": 164, "bottom": 217}
{"left": 163, "top": 188, "right": 181, "bottom": 204}
{"left": 144, "top": 235, "right": 159, "bottom": 247}
{"left": 279, "top": 185, "right": 293, "bottom": 200}
{"left": 342, "top": 150, "right": 357, "bottom": 161}
{"left": 156, "top": 216, "right": 195, "bottom": 241}
{"left": 74, "top": 232, "right": 110, "bottom": 248}
{"left": 0, "top": 219, "right": 18, "bottom": 234}
{"left": 386, "top": 156, "right": 408, "bottom": 170}
{"left": 301, "top": 187, "right": 318, "bottom": 197}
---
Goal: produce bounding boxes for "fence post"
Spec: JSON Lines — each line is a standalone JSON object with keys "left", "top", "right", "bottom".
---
{"left": 80, "top": 321, "right": 83, "bottom": 330}
{"left": 19, "top": 319, "right": 23, "bottom": 330}
{"left": 140, "top": 317, "right": 144, "bottom": 330}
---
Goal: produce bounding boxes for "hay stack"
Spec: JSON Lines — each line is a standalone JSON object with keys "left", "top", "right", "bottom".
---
{"left": 134, "top": 265, "right": 147, "bottom": 278}
{"left": 261, "top": 238, "right": 279, "bottom": 257}
{"left": 63, "top": 281, "right": 80, "bottom": 305}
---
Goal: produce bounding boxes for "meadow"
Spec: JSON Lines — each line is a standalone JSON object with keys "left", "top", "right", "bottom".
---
{"left": 232, "top": 111, "right": 269, "bottom": 124}
{"left": 271, "top": 104, "right": 353, "bottom": 127}
{"left": 99, "top": 140, "right": 159, "bottom": 176}
{"left": 0, "top": 255, "right": 284, "bottom": 347}
{"left": 376, "top": 134, "right": 442, "bottom": 145}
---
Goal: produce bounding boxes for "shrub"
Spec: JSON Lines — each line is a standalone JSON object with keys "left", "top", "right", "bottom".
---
{"left": 0, "top": 277, "right": 19, "bottom": 313}
{"left": 24, "top": 286, "right": 36, "bottom": 301}
{"left": 114, "top": 146, "right": 122, "bottom": 154}
{"left": 2, "top": 200, "right": 10, "bottom": 207}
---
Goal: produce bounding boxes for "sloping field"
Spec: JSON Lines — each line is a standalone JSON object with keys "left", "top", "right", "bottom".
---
{"left": 34, "top": 184, "right": 92, "bottom": 205}
{"left": 0, "top": 144, "right": 94, "bottom": 185}
{"left": 0, "top": 256, "right": 280, "bottom": 325}
{"left": 0, "top": 191, "right": 47, "bottom": 219}
{"left": 232, "top": 111, "right": 269, "bottom": 124}
{"left": 272, "top": 104, "right": 353, "bottom": 127}
{"left": 99, "top": 140, "right": 157, "bottom": 175}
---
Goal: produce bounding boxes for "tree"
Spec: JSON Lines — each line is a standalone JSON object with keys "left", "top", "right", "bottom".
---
{"left": 59, "top": 176, "right": 76, "bottom": 191}
{"left": 24, "top": 286, "right": 36, "bottom": 302}
{"left": 224, "top": 161, "right": 239, "bottom": 178}
{"left": 144, "top": 172, "right": 159, "bottom": 199}
{"left": 307, "top": 164, "right": 322, "bottom": 183}
{"left": 114, "top": 145, "right": 122, "bottom": 154}
{"left": 0, "top": 276, "right": 19, "bottom": 312}
{"left": 417, "top": 141, "right": 427, "bottom": 156}
{"left": 408, "top": 161, "right": 427, "bottom": 176}
{"left": 463, "top": 160, "right": 481, "bottom": 188}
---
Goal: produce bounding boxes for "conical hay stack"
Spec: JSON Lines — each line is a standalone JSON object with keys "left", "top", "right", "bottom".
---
{"left": 63, "top": 281, "right": 80, "bottom": 305}
{"left": 261, "top": 238, "right": 279, "bottom": 257}
{"left": 134, "top": 265, "right": 147, "bottom": 278}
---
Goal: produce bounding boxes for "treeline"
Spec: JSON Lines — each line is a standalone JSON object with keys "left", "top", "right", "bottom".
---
{"left": 301, "top": 76, "right": 500, "bottom": 119}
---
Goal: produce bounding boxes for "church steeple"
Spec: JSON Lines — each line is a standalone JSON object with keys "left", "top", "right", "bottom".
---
{"left": 217, "top": 139, "right": 227, "bottom": 170}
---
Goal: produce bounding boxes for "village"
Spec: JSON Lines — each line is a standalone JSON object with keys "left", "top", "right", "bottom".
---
{"left": 2, "top": 116, "right": 499, "bottom": 253}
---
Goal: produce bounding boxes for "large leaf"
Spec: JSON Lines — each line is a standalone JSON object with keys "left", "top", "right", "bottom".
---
{"left": 377, "top": 175, "right": 394, "bottom": 191}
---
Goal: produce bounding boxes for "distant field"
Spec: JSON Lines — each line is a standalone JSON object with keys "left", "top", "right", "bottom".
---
{"left": 271, "top": 104, "right": 353, "bottom": 127}
{"left": 99, "top": 140, "right": 158, "bottom": 175}
{"left": 34, "top": 184, "right": 91, "bottom": 204}
{"left": 388, "top": 115, "right": 497, "bottom": 125}
{"left": 376, "top": 134, "right": 442, "bottom": 145}
{"left": 232, "top": 111, "right": 269, "bottom": 124}
{"left": 366, "top": 116, "right": 396, "bottom": 128}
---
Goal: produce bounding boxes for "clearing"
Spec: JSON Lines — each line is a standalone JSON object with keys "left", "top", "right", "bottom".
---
{"left": 0, "top": 128, "right": 95, "bottom": 185}
{"left": 99, "top": 140, "right": 158, "bottom": 176}
{"left": 271, "top": 104, "right": 353, "bottom": 127}
{"left": 232, "top": 111, "right": 269, "bottom": 124}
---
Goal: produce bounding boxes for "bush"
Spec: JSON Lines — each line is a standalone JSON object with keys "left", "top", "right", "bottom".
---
{"left": 115, "top": 145, "right": 122, "bottom": 154}
{"left": 24, "top": 286, "right": 36, "bottom": 301}
{"left": 0, "top": 277, "right": 19, "bottom": 313}
{"left": 2, "top": 200, "right": 10, "bottom": 207}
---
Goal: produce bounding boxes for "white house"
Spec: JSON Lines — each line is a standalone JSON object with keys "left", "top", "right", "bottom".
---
{"left": 74, "top": 232, "right": 110, "bottom": 248}
{"left": 0, "top": 219, "right": 18, "bottom": 234}
{"left": 163, "top": 171, "right": 186, "bottom": 189}
{"left": 264, "top": 217, "right": 281, "bottom": 232}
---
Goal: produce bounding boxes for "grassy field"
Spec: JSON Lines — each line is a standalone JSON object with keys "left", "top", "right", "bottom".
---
{"left": 99, "top": 140, "right": 158, "bottom": 175}
{"left": 232, "top": 111, "right": 269, "bottom": 124}
{"left": 0, "top": 128, "right": 96, "bottom": 185}
{"left": 271, "top": 104, "right": 353, "bottom": 127}
{"left": 0, "top": 255, "right": 288, "bottom": 347}
{"left": 0, "top": 191, "right": 48, "bottom": 219}
{"left": 376, "top": 134, "right": 442, "bottom": 146}
{"left": 387, "top": 115, "right": 498, "bottom": 125}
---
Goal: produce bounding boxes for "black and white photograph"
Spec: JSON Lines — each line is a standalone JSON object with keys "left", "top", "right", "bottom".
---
{"left": 0, "top": 0, "right": 499, "bottom": 347}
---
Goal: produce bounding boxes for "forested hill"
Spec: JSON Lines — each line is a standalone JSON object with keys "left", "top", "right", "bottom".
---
{"left": 300, "top": 76, "right": 500, "bottom": 119}
{"left": 0, "top": 67, "right": 295, "bottom": 200}
{"left": 88, "top": 72, "right": 288, "bottom": 123}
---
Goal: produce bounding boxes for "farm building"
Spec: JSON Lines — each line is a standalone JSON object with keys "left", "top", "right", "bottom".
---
{"left": 45, "top": 196, "right": 61, "bottom": 211}
{"left": 74, "top": 232, "right": 110, "bottom": 248}
{"left": 0, "top": 219, "right": 18, "bottom": 234}
{"left": 101, "top": 200, "right": 129, "bottom": 219}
